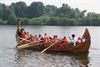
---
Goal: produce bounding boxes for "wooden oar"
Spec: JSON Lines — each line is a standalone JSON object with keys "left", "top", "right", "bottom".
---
{"left": 11, "top": 37, "right": 31, "bottom": 49}
{"left": 19, "top": 38, "right": 32, "bottom": 42}
{"left": 41, "top": 43, "right": 56, "bottom": 53}
{"left": 17, "top": 41, "right": 45, "bottom": 49}
{"left": 10, "top": 39, "right": 24, "bottom": 48}
{"left": 20, "top": 39, "right": 43, "bottom": 45}
{"left": 17, "top": 39, "right": 45, "bottom": 49}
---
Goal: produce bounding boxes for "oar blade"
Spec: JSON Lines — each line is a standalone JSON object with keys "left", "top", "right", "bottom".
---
{"left": 17, "top": 44, "right": 28, "bottom": 49}
{"left": 41, "top": 43, "right": 55, "bottom": 53}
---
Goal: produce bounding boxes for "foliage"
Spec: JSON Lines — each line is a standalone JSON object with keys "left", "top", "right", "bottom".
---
{"left": 0, "top": 2, "right": 100, "bottom": 26}
{"left": 0, "top": 19, "right": 6, "bottom": 24}
{"left": 28, "top": 2, "right": 44, "bottom": 18}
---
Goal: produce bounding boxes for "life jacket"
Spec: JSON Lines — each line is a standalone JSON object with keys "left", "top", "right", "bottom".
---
{"left": 34, "top": 37, "right": 39, "bottom": 42}
{"left": 36, "top": 37, "right": 39, "bottom": 42}
{"left": 25, "top": 34, "right": 30, "bottom": 40}
{"left": 53, "top": 37, "right": 58, "bottom": 43}
{"left": 29, "top": 36, "right": 34, "bottom": 42}
{"left": 38, "top": 37, "right": 42, "bottom": 41}
{"left": 62, "top": 38, "right": 68, "bottom": 43}
{"left": 45, "top": 37, "right": 50, "bottom": 43}
{"left": 44, "top": 34, "right": 50, "bottom": 43}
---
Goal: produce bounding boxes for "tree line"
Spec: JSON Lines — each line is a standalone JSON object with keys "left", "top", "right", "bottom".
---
{"left": 0, "top": 1, "right": 100, "bottom": 26}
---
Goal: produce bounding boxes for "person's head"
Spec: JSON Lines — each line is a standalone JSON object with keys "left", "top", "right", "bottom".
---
{"left": 55, "top": 35, "right": 58, "bottom": 38}
{"left": 39, "top": 34, "right": 41, "bottom": 37}
{"left": 49, "top": 37, "right": 52, "bottom": 39}
{"left": 53, "top": 35, "right": 56, "bottom": 38}
{"left": 45, "top": 33, "right": 47, "bottom": 35}
{"left": 21, "top": 29, "right": 24, "bottom": 32}
{"left": 35, "top": 35, "right": 37, "bottom": 37}
{"left": 30, "top": 34, "right": 32, "bottom": 37}
{"left": 72, "top": 34, "right": 75, "bottom": 38}
{"left": 63, "top": 36, "right": 66, "bottom": 39}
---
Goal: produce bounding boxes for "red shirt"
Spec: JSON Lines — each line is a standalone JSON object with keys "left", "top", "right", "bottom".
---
{"left": 21, "top": 32, "right": 25, "bottom": 38}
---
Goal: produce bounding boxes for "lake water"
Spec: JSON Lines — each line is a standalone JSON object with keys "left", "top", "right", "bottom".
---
{"left": 0, "top": 25, "right": 100, "bottom": 67}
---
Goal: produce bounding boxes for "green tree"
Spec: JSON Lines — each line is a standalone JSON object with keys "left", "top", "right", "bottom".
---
{"left": 80, "top": 10, "right": 87, "bottom": 18}
{"left": 28, "top": 2, "right": 44, "bottom": 18}
{"left": 10, "top": 1, "right": 28, "bottom": 17}
{"left": 0, "top": 19, "right": 6, "bottom": 24}
{"left": 7, "top": 14, "right": 17, "bottom": 25}
{"left": 44, "top": 5, "right": 57, "bottom": 16}
{"left": 55, "top": 4, "right": 71, "bottom": 17}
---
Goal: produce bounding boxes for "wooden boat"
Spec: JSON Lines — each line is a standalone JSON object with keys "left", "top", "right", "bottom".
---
{"left": 16, "top": 21, "right": 91, "bottom": 53}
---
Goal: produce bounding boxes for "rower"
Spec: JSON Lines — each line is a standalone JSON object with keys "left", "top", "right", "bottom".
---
{"left": 62, "top": 36, "right": 69, "bottom": 45}
{"left": 21, "top": 29, "right": 25, "bottom": 38}
{"left": 53, "top": 35, "right": 58, "bottom": 43}
{"left": 25, "top": 31, "right": 30, "bottom": 40}
{"left": 38, "top": 34, "right": 42, "bottom": 41}
{"left": 44, "top": 33, "right": 48, "bottom": 38}
{"left": 44, "top": 33, "right": 50, "bottom": 43}
{"left": 29, "top": 34, "right": 34, "bottom": 42}
{"left": 38, "top": 35, "right": 45, "bottom": 49}
{"left": 34, "top": 35, "right": 39, "bottom": 43}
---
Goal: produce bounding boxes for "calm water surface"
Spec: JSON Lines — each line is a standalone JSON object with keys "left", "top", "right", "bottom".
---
{"left": 0, "top": 25, "right": 100, "bottom": 67}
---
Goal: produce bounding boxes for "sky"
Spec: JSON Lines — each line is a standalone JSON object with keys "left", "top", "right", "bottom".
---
{"left": 0, "top": 0, "right": 100, "bottom": 13}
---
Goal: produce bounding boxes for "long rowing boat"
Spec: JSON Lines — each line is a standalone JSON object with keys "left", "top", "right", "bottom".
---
{"left": 16, "top": 28, "right": 91, "bottom": 53}
{"left": 16, "top": 20, "right": 91, "bottom": 53}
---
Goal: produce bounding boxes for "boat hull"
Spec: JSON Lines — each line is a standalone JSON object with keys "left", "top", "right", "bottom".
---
{"left": 16, "top": 28, "right": 91, "bottom": 53}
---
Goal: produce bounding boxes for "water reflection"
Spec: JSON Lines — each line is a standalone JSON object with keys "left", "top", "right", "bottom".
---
{"left": 14, "top": 49, "right": 89, "bottom": 67}
{"left": 14, "top": 49, "right": 34, "bottom": 67}
{"left": 70, "top": 53, "right": 89, "bottom": 67}
{"left": 45, "top": 53, "right": 89, "bottom": 67}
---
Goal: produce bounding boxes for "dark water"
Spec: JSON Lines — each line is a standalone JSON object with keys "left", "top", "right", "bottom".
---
{"left": 0, "top": 25, "right": 100, "bottom": 67}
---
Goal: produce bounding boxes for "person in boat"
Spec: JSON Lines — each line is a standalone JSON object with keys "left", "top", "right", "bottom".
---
{"left": 69, "top": 34, "right": 77, "bottom": 46}
{"left": 69, "top": 34, "right": 83, "bottom": 46}
{"left": 34, "top": 35, "right": 39, "bottom": 43}
{"left": 38, "top": 34, "right": 42, "bottom": 41}
{"left": 62, "top": 36, "right": 69, "bottom": 45}
{"left": 57, "top": 37, "right": 65, "bottom": 50}
{"left": 53, "top": 35, "right": 59, "bottom": 43}
{"left": 25, "top": 31, "right": 30, "bottom": 40}
{"left": 38, "top": 34, "right": 46, "bottom": 42}
{"left": 29, "top": 34, "right": 34, "bottom": 42}
{"left": 38, "top": 35, "right": 45, "bottom": 49}
{"left": 44, "top": 33, "right": 50, "bottom": 43}
{"left": 49, "top": 37, "right": 53, "bottom": 42}
{"left": 44, "top": 33, "right": 48, "bottom": 38}
{"left": 20, "top": 29, "right": 25, "bottom": 38}
{"left": 58, "top": 36, "right": 69, "bottom": 50}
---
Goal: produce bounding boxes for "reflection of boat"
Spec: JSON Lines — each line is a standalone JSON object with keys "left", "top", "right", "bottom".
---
{"left": 74, "top": 54, "right": 89, "bottom": 67}
{"left": 16, "top": 21, "right": 91, "bottom": 53}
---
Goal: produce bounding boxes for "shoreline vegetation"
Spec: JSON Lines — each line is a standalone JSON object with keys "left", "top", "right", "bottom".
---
{"left": 0, "top": 1, "right": 100, "bottom": 26}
